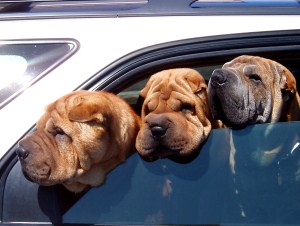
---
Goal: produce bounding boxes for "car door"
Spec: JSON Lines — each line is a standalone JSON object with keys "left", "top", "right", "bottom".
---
{"left": 1, "top": 30, "right": 300, "bottom": 225}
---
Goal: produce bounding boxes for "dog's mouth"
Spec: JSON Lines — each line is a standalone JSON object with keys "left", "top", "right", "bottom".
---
{"left": 22, "top": 164, "right": 53, "bottom": 185}
{"left": 211, "top": 95, "right": 237, "bottom": 127}
{"left": 140, "top": 144, "right": 183, "bottom": 161}
{"left": 211, "top": 94, "right": 223, "bottom": 120}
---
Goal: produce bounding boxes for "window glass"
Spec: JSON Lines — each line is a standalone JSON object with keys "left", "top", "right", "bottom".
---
{"left": 0, "top": 0, "right": 148, "bottom": 13}
{"left": 0, "top": 55, "right": 27, "bottom": 90}
{"left": 0, "top": 40, "right": 78, "bottom": 109}
{"left": 191, "top": 0, "right": 300, "bottom": 7}
{"left": 63, "top": 122, "right": 300, "bottom": 225}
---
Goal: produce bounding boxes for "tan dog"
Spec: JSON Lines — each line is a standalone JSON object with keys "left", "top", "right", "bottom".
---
{"left": 208, "top": 55, "right": 300, "bottom": 128}
{"left": 16, "top": 90, "right": 140, "bottom": 193}
{"left": 136, "top": 68, "right": 222, "bottom": 161}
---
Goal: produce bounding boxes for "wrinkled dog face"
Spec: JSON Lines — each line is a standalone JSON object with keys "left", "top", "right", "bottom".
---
{"left": 208, "top": 55, "right": 297, "bottom": 128}
{"left": 16, "top": 90, "right": 138, "bottom": 192}
{"left": 136, "top": 68, "right": 212, "bottom": 160}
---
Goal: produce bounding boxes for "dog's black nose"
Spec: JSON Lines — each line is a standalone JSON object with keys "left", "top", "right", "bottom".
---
{"left": 16, "top": 146, "right": 29, "bottom": 160}
{"left": 210, "top": 69, "right": 227, "bottom": 87}
{"left": 150, "top": 125, "right": 167, "bottom": 138}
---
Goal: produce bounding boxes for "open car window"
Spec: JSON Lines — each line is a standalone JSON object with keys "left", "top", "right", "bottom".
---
{"left": 64, "top": 56, "right": 300, "bottom": 224}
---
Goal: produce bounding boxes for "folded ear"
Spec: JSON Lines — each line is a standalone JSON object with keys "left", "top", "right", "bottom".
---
{"left": 68, "top": 99, "right": 104, "bottom": 123}
{"left": 139, "top": 77, "right": 154, "bottom": 99}
{"left": 274, "top": 62, "right": 297, "bottom": 101}
{"left": 184, "top": 69, "right": 207, "bottom": 97}
{"left": 136, "top": 77, "right": 154, "bottom": 115}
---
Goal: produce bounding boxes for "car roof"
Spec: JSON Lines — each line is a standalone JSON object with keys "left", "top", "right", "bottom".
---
{"left": 0, "top": 0, "right": 300, "bottom": 20}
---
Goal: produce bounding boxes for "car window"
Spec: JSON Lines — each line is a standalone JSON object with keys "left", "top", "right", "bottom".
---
{"left": 191, "top": 0, "right": 300, "bottom": 7}
{"left": 0, "top": 0, "right": 148, "bottom": 13}
{"left": 64, "top": 59, "right": 300, "bottom": 224}
{"left": 63, "top": 122, "right": 300, "bottom": 225}
{"left": 0, "top": 40, "right": 78, "bottom": 109}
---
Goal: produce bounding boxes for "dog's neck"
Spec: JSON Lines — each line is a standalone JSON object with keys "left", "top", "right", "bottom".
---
{"left": 211, "top": 118, "right": 226, "bottom": 129}
{"left": 62, "top": 149, "right": 135, "bottom": 193}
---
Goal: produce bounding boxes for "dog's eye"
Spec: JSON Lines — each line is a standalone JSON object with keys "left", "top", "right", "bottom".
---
{"left": 195, "top": 86, "right": 206, "bottom": 97}
{"left": 48, "top": 126, "right": 65, "bottom": 136}
{"left": 249, "top": 74, "right": 261, "bottom": 82}
{"left": 181, "top": 103, "right": 195, "bottom": 114}
{"left": 55, "top": 127, "right": 65, "bottom": 135}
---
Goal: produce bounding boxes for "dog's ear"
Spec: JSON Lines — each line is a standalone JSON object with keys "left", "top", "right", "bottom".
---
{"left": 135, "top": 78, "right": 154, "bottom": 115}
{"left": 139, "top": 78, "right": 153, "bottom": 99}
{"left": 184, "top": 70, "right": 207, "bottom": 97}
{"left": 68, "top": 99, "right": 105, "bottom": 123}
{"left": 274, "top": 62, "right": 297, "bottom": 101}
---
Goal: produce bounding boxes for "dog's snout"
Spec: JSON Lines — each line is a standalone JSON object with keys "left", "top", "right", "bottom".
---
{"left": 210, "top": 69, "right": 227, "bottom": 87}
{"left": 150, "top": 125, "right": 167, "bottom": 138}
{"left": 16, "top": 145, "right": 29, "bottom": 160}
{"left": 146, "top": 114, "right": 170, "bottom": 138}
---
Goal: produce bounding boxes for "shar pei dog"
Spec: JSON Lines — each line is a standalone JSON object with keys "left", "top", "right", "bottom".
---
{"left": 208, "top": 55, "right": 300, "bottom": 128}
{"left": 136, "top": 68, "right": 223, "bottom": 161}
{"left": 16, "top": 90, "right": 141, "bottom": 193}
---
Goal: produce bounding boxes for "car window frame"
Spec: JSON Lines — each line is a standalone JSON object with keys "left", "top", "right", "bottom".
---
{"left": 0, "top": 39, "right": 79, "bottom": 109}
{"left": 2, "top": 29, "right": 300, "bottom": 225}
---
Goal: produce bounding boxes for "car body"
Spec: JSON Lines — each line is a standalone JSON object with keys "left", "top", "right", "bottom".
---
{"left": 1, "top": 0, "right": 300, "bottom": 225}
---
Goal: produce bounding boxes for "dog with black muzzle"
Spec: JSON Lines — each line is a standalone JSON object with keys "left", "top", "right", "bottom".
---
{"left": 135, "top": 68, "right": 223, "bottom": 161}
{"left": 208, "top": 55, "right": 300, "bottom": 128}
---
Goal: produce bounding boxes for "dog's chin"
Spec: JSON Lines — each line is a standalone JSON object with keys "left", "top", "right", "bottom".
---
{"left": 21, "top": 166, "right": 56, "bottom": 186}
{"left": 22, "top": 171, "right": 55, "bottom": 186}
{"left": 211, "top": 95, "right": 250, "bottom": 128}
{"left": 139, "top": 146, "right": 175, "bottom": 161}
{"left": 22, "top": 170, "right": 35, "bottom": 183}
{"left": 219, "top": 113, "right": 249, "bottom": 129}
{"left": 140, "top": 145, "right": 200, "bottom": 163}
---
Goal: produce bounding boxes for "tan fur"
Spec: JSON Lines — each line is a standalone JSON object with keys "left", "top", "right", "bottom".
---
{"left": 136, "top": 68, "right": 222, "bottom": 160}
{"left": 17, "top": 90, "right": 141, "bottom": 193}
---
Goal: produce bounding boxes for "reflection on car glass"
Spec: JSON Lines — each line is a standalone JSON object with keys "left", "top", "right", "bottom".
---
{"left": 0, "top": 55, "right": 27, "bottom": 90}
{"left": 63, "top": 122, "right": 300, "bottom": 225}
{"left": 278, "top": 141, "right": 300, "bottom": 185}
{"left": 191, "top": 0, "right": 300, "bottom": 7}
{"left": 0, "top": 40, "right": 78, "bottom": 109}
{"left": 30, "top": 0, "right": 148, "bottom": 12}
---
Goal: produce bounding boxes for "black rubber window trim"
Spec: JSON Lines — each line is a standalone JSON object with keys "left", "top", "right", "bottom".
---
{"left": 78, "top": 29, "right": 300, "bottom": 93}
{"left": 1, "top": 29, "right": 300, "bottom": 224}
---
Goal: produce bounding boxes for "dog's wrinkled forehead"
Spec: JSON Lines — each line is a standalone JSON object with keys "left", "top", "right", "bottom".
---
{"left": 36, "top": 91, "right": 88, "bottom": 128}
{"left": 223, "top": 55, "right": 280, "bottom": 82}
{"left": 224, "top": 56, "right": 271, "bottom": 72}
{"left": 143, "top": 68, "right": 205, "bottom": 99}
